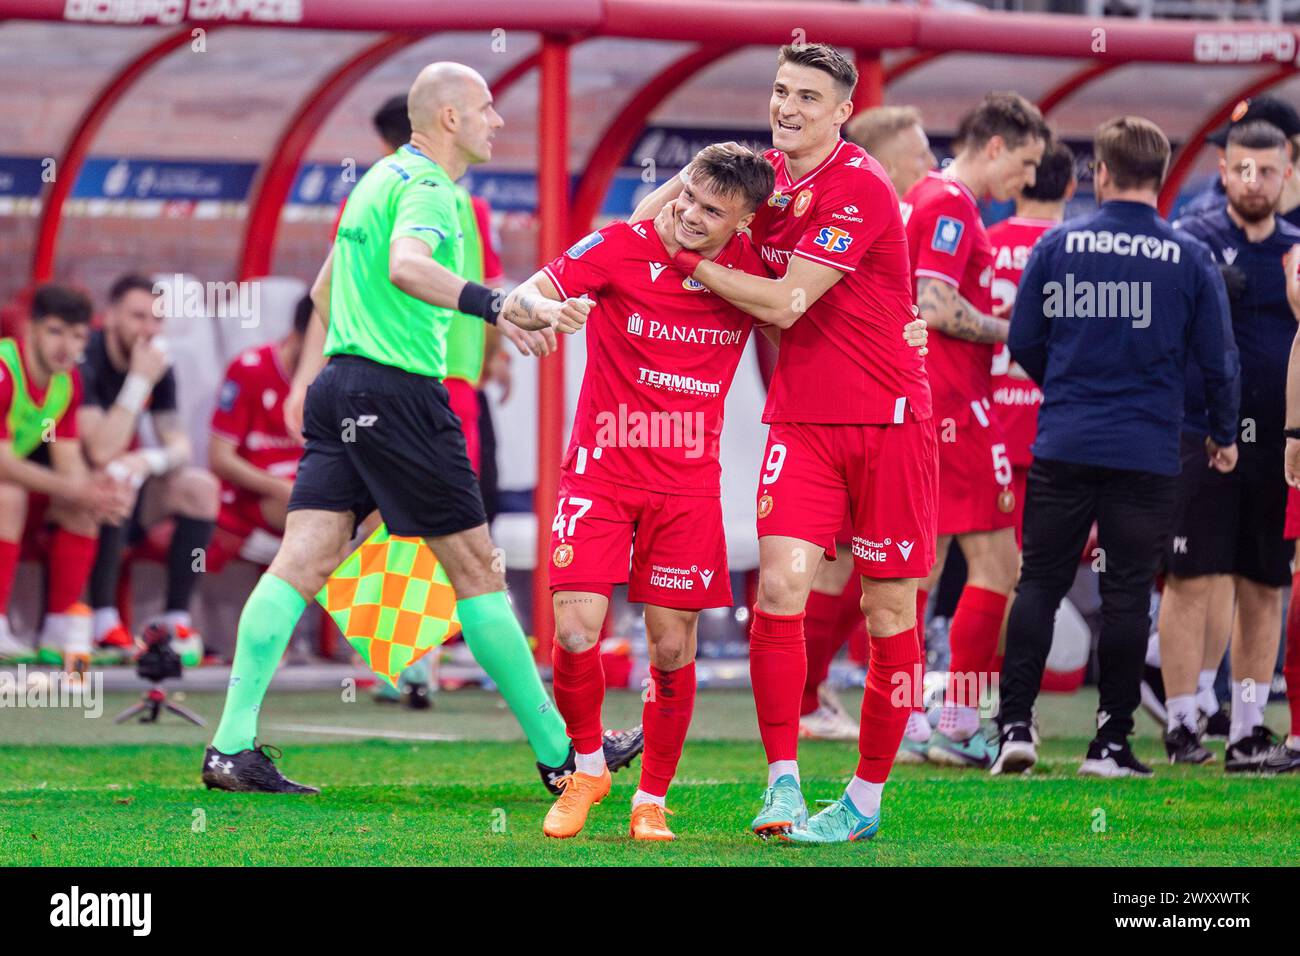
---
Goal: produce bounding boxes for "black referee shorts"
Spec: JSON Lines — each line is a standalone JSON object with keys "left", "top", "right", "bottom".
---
{"left": 1163, "top": 431, "right": 1290, "bottom": 588}
{"left": 288, "top": 355, "right": 487, "bottom": 538}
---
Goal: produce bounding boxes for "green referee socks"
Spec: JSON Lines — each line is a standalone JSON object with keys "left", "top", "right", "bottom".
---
{"left": 457, "top": 590, "right": 571, "bottom": 768}
{"left": 211, "top": 574, "right": 306, "bottom": 755}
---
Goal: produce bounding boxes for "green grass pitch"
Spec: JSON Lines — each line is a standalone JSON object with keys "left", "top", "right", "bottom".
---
{"left": 2, "top": 686, "right": 1297, "bottom": 866}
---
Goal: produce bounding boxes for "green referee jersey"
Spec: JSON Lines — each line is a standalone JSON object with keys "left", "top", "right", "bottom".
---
{"left": 327, "top": 145, "right": 462, "bottom": 379}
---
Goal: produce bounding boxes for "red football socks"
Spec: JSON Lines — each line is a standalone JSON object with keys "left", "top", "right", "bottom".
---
{"left": 749, "top": 605, "right": 806, "bottom": 763}
{"left": 47, "top": 529, "right": 97, "bottom": 614}
{"left": 638, "top": 661, "right": 697, "bottom": 797}
{"left": 800, "top": 589, "right": 841, "bottom": 716}
{"left": 857, "top": 626, "right": 924, "bottom": 783}
{"left": 946, "top": 585, "right": 1008, "bottom": 709}
{"left": 551, "top": 642, "right": 605, "bottom": 755}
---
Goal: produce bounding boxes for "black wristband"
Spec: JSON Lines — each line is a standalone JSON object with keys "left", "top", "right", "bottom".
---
{"left": 1286, "top": 427, "right": 1300, "bottom": 441}
{"left": 457, "top": 281, "right": 501, "bottom": 324}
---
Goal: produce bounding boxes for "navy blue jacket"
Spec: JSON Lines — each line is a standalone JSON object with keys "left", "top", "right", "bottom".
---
{"left": 1009, "top": 200, "right": 1241, "bottom": 477}
{"left": 1174, "top": 206, "right": 1300, "bottom": 445}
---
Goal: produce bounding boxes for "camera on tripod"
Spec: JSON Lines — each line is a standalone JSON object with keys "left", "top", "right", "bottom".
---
{"left": 112, "top": 618, "right": 205, "bottom": 727}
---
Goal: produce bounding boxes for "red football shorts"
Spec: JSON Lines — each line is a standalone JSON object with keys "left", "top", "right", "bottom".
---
{"left": 547, "top": 471, "right": 732, "bottom": 610}
{"left": 217, "top": 488, "right": 283, "bottom": 539}
{"left": 755, "top": 415, "right": 938, "bottom": 579}
{"left": 935, "top": 398, "right": 1017, "bottom": 537}
{"left": 444, "top": 376, "right": 481, "bottom": 476}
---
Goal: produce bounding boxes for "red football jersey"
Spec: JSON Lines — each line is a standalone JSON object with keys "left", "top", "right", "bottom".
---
{"left": 542, "top": 220, "right": 759, "bottom": 497}
{"left": 210, "top": 343, "right": 301, "bottom": 482}
{"left": 902, "top": 170, "right": 996, "bottom": 416}
{"left": 987, "top": 216, "right": 1054, "bottom": 467}
{"left": 750, "top": 141, "right": 931, "bottom": 425}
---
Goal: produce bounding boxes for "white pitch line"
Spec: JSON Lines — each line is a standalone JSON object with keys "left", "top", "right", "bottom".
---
{"left": 266, "top": 723, "right": 463, "bottom": 742}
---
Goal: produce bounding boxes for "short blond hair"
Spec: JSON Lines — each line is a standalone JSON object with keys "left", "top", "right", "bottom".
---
{"left": 845, "top": 105, "right": 924, "bottom": 155}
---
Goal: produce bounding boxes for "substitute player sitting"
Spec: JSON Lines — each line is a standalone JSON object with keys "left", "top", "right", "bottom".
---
{"left": 504, "top": 144, "right": 774, "bottom": 842}
{"left": 0, "top": 285, "right": 129, "bottom": 660}
{"left": 206, "top": 295, "right": 312, "bottom": 574}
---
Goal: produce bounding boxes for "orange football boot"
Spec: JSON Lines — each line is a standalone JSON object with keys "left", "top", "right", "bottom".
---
{"left": 542, "top": 768, "right": 611, "bottom": 838}
{"left": 629, "top": 803, "right": 675, "bottom": 841}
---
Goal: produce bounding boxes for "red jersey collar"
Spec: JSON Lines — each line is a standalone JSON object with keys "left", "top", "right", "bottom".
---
{"left": 926, "top": 169, "right": 979, "bottom": 209}
{"left": 775, "top": 139, "right": 847, "bottom": 193}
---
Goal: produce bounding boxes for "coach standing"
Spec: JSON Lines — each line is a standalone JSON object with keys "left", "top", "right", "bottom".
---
{"left": 992, "top": 117, "right": 1241, "bottom": 778}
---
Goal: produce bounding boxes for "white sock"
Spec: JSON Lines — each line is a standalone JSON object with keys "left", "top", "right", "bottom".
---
{"left": 632, "top": 789, "right": 665, "bottom": 808}
{"left": 93, "top": 607, "right": 121, "bottom": 640}
{"left": 1145, "top": 631, "right": 1161, "bottom": 668}
{"left": 164, "top": 609, "right": 193, "bottom": 631}
{"left": 1166, "top": 694, "right": 1199, "bottom": 734}
{"left": 1229, "top": 681, "right": 1263, "bottom": 744}
{"left": 574, "top": 748, "right": 606, "bottom": 776}
{"left": 768, "top": 760, "right": 800, "bottom": 786}
{"left": 938, "top": 705, "right": 980, "bottom": 739}
{"left": 1196, "top": 669, "right": 1219, "bottom": 716}
{"left": 844, "top": 776, "right": 883, "bottom": 818}
{"left": 904, "top": 709, "right": 932, "bottom": 742}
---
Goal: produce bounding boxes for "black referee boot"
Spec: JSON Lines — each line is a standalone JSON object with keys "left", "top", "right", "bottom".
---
{"left": 202, "top": 743, "right": 319, "bottom": 794}
{"left": 1078, "top": 739, "right": 1153, "bottom": 778}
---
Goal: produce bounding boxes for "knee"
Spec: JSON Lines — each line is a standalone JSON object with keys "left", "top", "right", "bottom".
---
{"left": 172, "top": 468, "right": 220, "bottom": 519}
{"left": 53, "top": 504, "right": 98, "bottom": 538}
{"left": 757, "top": 570, "right": 806, "bottom": 615}
{"left": 648, "top": 628, "right": 691, "bottom": 671}
{"left": 861, "top": 592, "right": 909, "bottom": 639}
{"left": 554, "top": 614, "right": 599, "bottom": 654}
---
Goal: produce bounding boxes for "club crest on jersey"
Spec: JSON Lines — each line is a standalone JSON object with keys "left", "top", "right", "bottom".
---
{"left": 814, "top": 226, "right": 852, "bottom": 254}
{"left": 552, "top": 543, "right": 574, "bottom": 568}
{"left": 793, "top": 189, "right": 813, "bottom": 217}
{"left": 757, "top": 493, "right": 774, "bottom": 519}
{"left": 931, "top": 216, "right": 964, "bottom": 255}
{"left": 565, "top": 232, "right": 604, "bottom": 259}
{"left": 768, "top": 191, "right": 791, "bottom": 209}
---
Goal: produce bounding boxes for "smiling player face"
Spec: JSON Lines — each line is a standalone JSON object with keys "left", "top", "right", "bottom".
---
{"left": 769, "top": 63, "right": 852, "bottom": 162}
{"left": 672, "top": 176, "right": 755, "bottom": 257}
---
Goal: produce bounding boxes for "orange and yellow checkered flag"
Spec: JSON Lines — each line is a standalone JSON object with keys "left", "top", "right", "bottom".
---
{"left": 316, "top": 524, "right": 461, "bottom": 688}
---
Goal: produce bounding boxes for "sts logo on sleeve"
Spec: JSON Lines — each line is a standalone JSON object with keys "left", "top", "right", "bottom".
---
{"left": 813, "top": 226, "right": 853, "bottom": 254}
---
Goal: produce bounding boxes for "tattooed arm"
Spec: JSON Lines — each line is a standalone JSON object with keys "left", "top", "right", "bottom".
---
{"left": 500, "top": 271, "right": 591, "bottom": 332}
{"left": 915, "top": 276, "right": 1007, "bottom": 344}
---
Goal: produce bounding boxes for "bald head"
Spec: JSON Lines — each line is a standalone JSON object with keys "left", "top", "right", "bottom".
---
{"left": 405, "top": 61, "right": 502, "bottom": 174}
{"left": 408, "top": 62, "right": 489, "bottom": 135}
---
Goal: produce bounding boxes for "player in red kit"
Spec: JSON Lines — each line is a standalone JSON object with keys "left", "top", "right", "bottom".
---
{"left": 902, "top": 93, "right": 1048, "bottom": 770}
{"left": 639, "top": 44, "right": 938, "bottom": 845}
{"left": 207, "top": 296, "right": 313, "bottom": 575}
{"left": 503, "top": 145, "right": 774, "bottom": 841}
{"left": 987, "top": 141, "right": 1075, "bottom": 545}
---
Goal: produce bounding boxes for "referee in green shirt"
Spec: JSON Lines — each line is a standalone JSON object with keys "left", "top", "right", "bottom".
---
{"left": 203, "top": 62, "right": 611, "bottom": 794}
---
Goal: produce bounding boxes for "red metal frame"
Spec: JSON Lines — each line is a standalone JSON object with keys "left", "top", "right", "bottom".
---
{"left": 238, "top": 32, "right": 426, "bottom": 281}
{"left": 567, "top": 44, "right": 729, "bottom": 242}
{"left": 12, "top": 0, "right": 1300, "bottom": 659}
{"left": 1159, "top": 64, "right": 1297, "bottom": 215}
{"left": 1037, "top": 61, "right": 1120, "bottom": 115}
{"left": 533, "top": 34, "right": 570, "bottom": 659}
{"left": 31, "top": 28, "right": 201, "bottom": 281}
{"left": 491, "top": 50, "right": 542, "bottom": 99}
